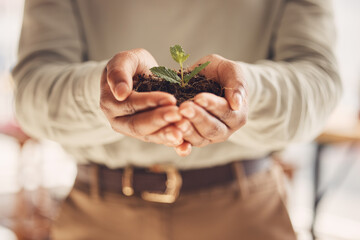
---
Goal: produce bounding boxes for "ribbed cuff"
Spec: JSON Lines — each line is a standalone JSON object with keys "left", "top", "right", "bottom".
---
{"left": 85, "top": 60, "right": 109, "bottom": 124}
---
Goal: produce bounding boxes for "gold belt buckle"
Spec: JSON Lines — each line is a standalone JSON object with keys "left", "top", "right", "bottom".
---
{"left": 122, "top": 165, "right": 182, "bottom": 204}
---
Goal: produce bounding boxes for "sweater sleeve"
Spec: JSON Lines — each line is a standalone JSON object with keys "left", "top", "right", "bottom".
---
{"left": 12, "top": 0, "right": 123, "bottom": 146}
{"left": 229, "top": 0, "right": 342, "bottom": 152}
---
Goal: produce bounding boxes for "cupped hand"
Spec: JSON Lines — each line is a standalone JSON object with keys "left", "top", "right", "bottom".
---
{"left": 174, "top": 54, "right": 248, "bottom": 156}
{"left": 100, "top": 49, "right": 184, "bottom": 147}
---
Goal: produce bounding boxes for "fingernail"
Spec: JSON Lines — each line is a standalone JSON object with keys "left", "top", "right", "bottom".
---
{"left": 164, "top": 112, "right": 182, "bottom": 122}
{"left": 195, "top": 98, "right": 208, "bottom": 108}
{"left": 232, "top": 93, "right": 242, "bottom": 111}
{"left": 176, "top": 143, "right": 192, "bottom": 157}
{"left": 183, "top": 143, "right": 192, "bottom": 154}
{"left": 180, "top": 107, "right": 195, "bottom": 118}
{"left": 159, "top": 98, "right": 175, "bottom": 106}
{"left": 115, "top": 82, "right": 129, "bottom": 101}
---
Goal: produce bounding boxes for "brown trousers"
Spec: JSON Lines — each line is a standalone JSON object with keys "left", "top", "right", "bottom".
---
{"left": 51, "top": 164, "right": 296, "bottom": 240}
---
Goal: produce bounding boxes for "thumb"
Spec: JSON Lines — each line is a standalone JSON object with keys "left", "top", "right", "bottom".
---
{"left": 106, "top": 49, "right": 158, "bottom": 101}
{"left": 225, "top": 89, "right": 243, "bottom": 111}
{"left": 106, "top": 53, "right": 138, "bottom": 101}
{"left": 218, "top": 60, "right": 246, "bottom": 111}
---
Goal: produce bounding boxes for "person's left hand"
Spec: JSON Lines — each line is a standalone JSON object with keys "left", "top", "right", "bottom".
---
{"left": 173, "top": 54, "right": 248, "bottom": 156}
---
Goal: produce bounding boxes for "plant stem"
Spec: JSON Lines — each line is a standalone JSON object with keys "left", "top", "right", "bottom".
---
{"left": 180, "top": 63, "right": 184, "bottom": 87}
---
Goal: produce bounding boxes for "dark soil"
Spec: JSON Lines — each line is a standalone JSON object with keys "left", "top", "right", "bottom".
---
{"left": 133, "top": 72, "right": 224, "bottom": 105}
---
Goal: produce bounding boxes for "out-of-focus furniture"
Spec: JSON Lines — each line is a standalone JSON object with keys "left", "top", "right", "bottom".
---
{"left": 0, "top": 225, "right": 17, "bottom": 240}
{"left": 311, "top": 116, "right": 360, "bottom": 240}
{"left": 0, "top": 120, "right": 55, "bottom": 240}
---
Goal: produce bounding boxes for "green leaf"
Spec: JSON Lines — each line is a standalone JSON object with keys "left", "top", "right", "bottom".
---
{"left": 183, "top": 61, "right": 210, "bottom": 83}
{"left": 150, "top": 66, "right": 181, "bottom": 84}
{"left": 170, "top": 45, "right": 189, "bottom": 65}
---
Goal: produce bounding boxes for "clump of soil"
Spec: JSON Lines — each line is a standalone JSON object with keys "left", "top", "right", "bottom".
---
{"left": 133, "top": 72, "right": 224, "bottom": 105}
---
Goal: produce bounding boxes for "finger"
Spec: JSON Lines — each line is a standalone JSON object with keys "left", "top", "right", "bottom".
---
{"left": 112, "top": 106, "right": 182, "bottom": 137}
{"left": 191, "top": 55, "right": 246, "bottom": 111}
{"left": 143, "top": 125, "right": 183, "bottom": 147}
{"left": 179, "top": 101, "right": 229, "bottom": 141}
{"left": 174, "top": 142, "right": 192, "bottom": 157}
{"left": 217, "top": 60, "right": 246, "bottom": 111}
{"left": 106, "top": 49, "right": 158, "bottom": 101}
{"left": 100, "top": 91, "right": 177, "bottom": 118}
{"left": 175, "top": 119, "right": 210, "bottom": 147}
{"left": 194, "top": 93, "right": 242, "bottom": 129}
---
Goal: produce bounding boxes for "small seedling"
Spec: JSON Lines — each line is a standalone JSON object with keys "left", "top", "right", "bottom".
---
{"left": 150, "top": 45, "right": 210, "bottom": 87}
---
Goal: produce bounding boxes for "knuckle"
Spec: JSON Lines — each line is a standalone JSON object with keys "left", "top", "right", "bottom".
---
{"left": 153, "top": 135, "right": 166, "bottom": 145}
{"left": 218, "top": 60, "right": 234, "bottom": 72}
{"left": 239, "top": 115, "right": 247, "bottom": 127}
{"left": 220, "top": 109, "right": 233, "bottom": 121}
{"left": 190, "top": 108, "right": 202, "bottom": 123}
{"left": 122, "top": 100, "right": 136, "bottom": 115}
{"left": 132, "top": 48, "right": 147, "bottom": 56}
{"left": 123, "top": 51, "right": 137, "bottom": 60}
{"left": 107, "top": 68, "right": 123, "bottom": 81}
{"left": 198, "top": 139, "right": 211, "bottom": 147}
{"left": 113, "top": 52, "right": 123, "bottom": 59}
{"left": 205, "top": 123, "right": 223, "bottom": 139}
{"left": 127, "top": 117, "right": 140, "bottom": 136}
{"left": 183, "top": 125, "right": 194, "bottom": 137}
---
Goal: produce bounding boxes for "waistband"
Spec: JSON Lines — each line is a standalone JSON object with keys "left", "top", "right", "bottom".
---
{"left": 75, "top": 157, "right": 271, "bottom": 203}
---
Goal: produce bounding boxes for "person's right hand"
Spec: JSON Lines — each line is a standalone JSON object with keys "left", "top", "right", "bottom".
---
{"left": 100, "top": 48, "right": 184, "bottom": 147}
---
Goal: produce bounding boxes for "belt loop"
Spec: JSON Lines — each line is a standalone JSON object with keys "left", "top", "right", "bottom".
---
{"left": 90, "top": 164, "right": 101, "bottom": 202}
{"left": 232, "top": 161, "right": 249, "bottom": 199}
{"left": 122, "top": 165, "right": 134, "bottom": 197}
{"left": 271, "top": 160, "right": 288, "bottom": 203}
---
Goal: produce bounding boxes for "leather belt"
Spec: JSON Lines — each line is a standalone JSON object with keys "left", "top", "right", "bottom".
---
{"left": 75, "top": 157, "right": 271, "bottom": 203}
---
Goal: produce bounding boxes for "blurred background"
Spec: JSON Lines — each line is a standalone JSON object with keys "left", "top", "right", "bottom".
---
{"left": 0, "top": 0, "right": 359, "bottom": 239}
